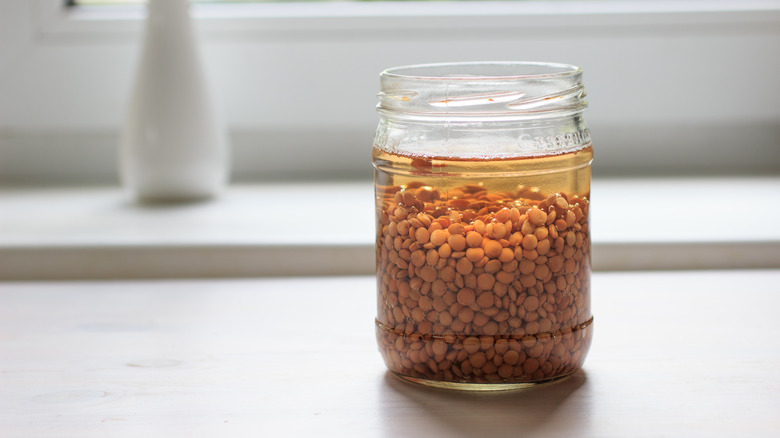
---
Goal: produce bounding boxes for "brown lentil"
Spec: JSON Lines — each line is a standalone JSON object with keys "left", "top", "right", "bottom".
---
{"left": 430, "top": 229, "right": 449, "bottom": 246}
{"left": 466, "top": 231, "right": 483, "bottom": 248}
{"left": 483, "top": 240, "right": 503, "bottom": 259}
{"left": 449, "top": 234, "right": 467, "bottom": 251}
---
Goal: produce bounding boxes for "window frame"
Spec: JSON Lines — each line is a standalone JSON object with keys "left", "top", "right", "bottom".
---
{"left": 37, "top": 0, "right": 780, "bottom": 39}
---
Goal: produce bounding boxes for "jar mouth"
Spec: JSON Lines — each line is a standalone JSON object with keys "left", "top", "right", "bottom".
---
{"left": 381, "top": 61, "right": 582, "bottom": 82}
{"left": 378, "top": 61, "right": 587, "bottom": 120}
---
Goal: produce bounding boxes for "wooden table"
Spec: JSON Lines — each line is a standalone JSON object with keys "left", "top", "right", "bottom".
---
{"left": 2, "top": 270, "right": 779, "bottom": 437}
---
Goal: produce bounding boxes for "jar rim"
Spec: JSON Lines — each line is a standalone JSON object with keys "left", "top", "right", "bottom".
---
{"left": 377, "top": 61, "right": 587, "bottom": 121}
{"left": 381, "top": 61, "right": 582, "bottom": 81}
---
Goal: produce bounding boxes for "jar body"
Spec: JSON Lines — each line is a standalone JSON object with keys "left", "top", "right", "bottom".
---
{"left": 373, "top": 62, "right": 593, "bottom": 389}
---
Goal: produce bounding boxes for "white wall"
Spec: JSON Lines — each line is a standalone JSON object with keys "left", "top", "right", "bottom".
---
{"left": 1, "top": 0, "right": 779, "bottom": 183}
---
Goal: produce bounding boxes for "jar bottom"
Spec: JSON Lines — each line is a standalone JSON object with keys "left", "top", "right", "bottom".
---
{"left": 376, "top": 318, "right": 592, "bottom": 390}
{"left": 391, "top": 370, "right": 576, "bottom": 391}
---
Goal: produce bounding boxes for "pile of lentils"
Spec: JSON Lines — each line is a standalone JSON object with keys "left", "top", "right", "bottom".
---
{"left": 375, "top": 183, "right": 593, "bottom": 384}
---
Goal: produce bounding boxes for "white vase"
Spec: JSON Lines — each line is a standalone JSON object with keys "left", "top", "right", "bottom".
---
{"left": 119, "top": 0, "right": 228, "bottom": 202}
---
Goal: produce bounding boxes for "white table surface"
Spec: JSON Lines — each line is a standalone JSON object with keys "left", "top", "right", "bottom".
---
{"left": 2, "top": 270, "right": 779, "bottom": 437}
{"left": 2, "top": 177, "right": 779, "bottom": 280}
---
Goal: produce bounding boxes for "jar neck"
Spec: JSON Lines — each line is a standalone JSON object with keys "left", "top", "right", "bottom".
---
{"left": 375, "top": 113, "right": 591, "bottom": 159}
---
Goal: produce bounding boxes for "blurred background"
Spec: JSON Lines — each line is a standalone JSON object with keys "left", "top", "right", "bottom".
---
{"left": 1, "top": 0, "right": 779, "bottom": 186}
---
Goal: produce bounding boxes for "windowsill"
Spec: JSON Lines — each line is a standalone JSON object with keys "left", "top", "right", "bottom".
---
{"left": 2, "top": 176, "right": 779, "bottom": 280}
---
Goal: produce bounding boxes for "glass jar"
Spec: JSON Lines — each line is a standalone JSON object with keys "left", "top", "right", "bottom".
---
{"left": 373, "top": 62, "right": 593, "bottom": 390}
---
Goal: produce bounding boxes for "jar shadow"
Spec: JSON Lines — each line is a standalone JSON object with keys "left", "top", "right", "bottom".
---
{"left": 378, "top": 369, "right": 592, "bottom": 438}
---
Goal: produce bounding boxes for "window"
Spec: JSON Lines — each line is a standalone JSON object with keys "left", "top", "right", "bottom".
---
{"left": 1, "top": 1, "right": 779, "bottom": 184}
